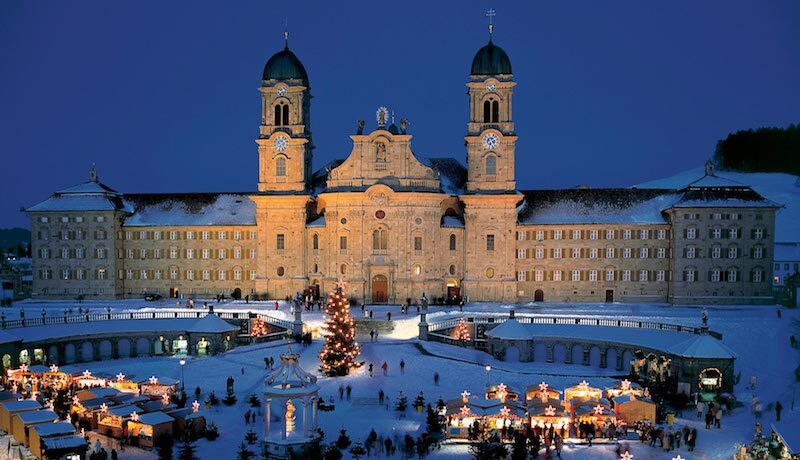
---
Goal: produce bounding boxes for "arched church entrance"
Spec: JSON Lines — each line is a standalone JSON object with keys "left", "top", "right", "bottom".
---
{"left": 371, "top": 275, "right": 388, "bottom": 303}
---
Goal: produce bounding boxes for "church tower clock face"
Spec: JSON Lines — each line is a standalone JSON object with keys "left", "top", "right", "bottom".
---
{"left": 482, "top": 133, "right": 499, "bottom": 150}
{"left": 273, "top": 136, "right": 289, "bottom": 152}
{"left": 277, "top": 87, "right": 287, "bottom": 97}
{"left": 486, "top": 82, "right": 496, "bottom": 92}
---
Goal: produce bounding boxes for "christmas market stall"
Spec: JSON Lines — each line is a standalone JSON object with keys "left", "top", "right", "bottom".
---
{"left": 71, "top": 369, "right": 108, "bottom": 388}
{"left": 0, "top": 399, "right": 41, "bottom": 432}
{"left": 97, "top": 404, "right": 142, "bottom": 438}
{"left": 40, "top": 365, "right": 71, "bottom": 390}
{"left": 71, "top": 396, "right": 113, "bottom": 429}
{"left": 108, "top": 372, "right": 139, "bottom": 394}
{"left": 76, "top": 387, "right": 120, "bottom": 401}
{"left": 138, "top": 376, "right": 179, "bottom": 398}
{"left": 126, "top": 411, "right": 175, "bottom": 449}
{"left": 10, "top": 408, "right": 59, "bottom": 447}
{"left": 0, "top": 391, "right": 22, "bottom": 402}
{"left": 526, "top": 389, "right": 571, "bottom": 437}
{"left": 563, "top": 380, "right": 603, "bottom": 410}
{"left": 444, "top": 391, "right": 526, "bottom": 439}
{"left": 525, "top": 382, "right": 562, "bottom": 402}
{"left": 28, "top": 421, "right": 87, "bottom": 460}
{"left": 485, "top": 383, "right": 521, "bottom": 402}
{"left": 570, "top": 399, "right": 618, "bottom": 427}
{"left": 604, "top": 379, "right": 644, "bottom": 400}
{"left": 612, "top": 394, "right": 656, "bottom": 426}
{"left": 168, "top": 404, "right": 207, "bottom": 440}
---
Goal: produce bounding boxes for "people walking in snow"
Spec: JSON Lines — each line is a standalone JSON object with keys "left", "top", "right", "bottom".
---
{"left": 368, "top": 363, "right": 374, "bottom": 377}
{"left": 338, "top": 385, "right": 344, "bottom": 400}
{"left": 400, "top": 359, "right": 405, "bottom": 375}
{"left": 714, "top": 406, "right": 722, "bottom": 428}
{"left": 378, "top": 389, "right": 385, "bottom": 404}
{"left": 346, "top": 384, "right": 352, "bottom": 400}
{"left": 381, "top": 361, "right": 388, "bottom": 376}
{"left": 433, "top": 372, "right": 439, "bottom": 386}
{"left": 775, "top": 401, "right": 783, "bottom": 421}
{"left": 370, "top": 330, "right": 375, "bottom": 342}
{"left": 696, "top": 400, "right": 705, "bottom": 419}
{"left": 750, "top": 375, "right": 757, "bottom": 390}
{"left": 274, "top": 301, "right": 279, "bottom": 310}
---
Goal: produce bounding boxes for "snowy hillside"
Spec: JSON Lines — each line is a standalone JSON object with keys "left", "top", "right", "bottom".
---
{"left": 637, "top": 166, "right": 800, "bottom": 242}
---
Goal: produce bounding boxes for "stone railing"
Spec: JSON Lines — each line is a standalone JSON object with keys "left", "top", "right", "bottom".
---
{"left": 0, "top": 310, "right": 293, "bottom": 332}
{"left": 427, "top": 313, "right": 722, "bottom": 339}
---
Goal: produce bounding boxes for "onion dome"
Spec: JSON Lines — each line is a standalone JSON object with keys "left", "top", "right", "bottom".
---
{"left": 470, "top": 41, "right": 512, "bottom": 76}
{"left": 265, "top": 352, "right": 318, "bottom": 395}
{"left": 262, "top": 45, "right": 309, "bottom": 86}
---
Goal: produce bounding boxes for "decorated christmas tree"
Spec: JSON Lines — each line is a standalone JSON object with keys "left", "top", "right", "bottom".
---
{"left": 250, "top": 318, "right": 268, "bottom": 337}
{"left": 455, "top": 318, "right": 471, "bottom": 342}
{"left": 319, "top": 281, "right": 361, "bottom": 376}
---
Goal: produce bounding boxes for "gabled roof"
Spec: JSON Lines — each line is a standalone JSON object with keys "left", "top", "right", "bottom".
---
{"left": 15, "top": 409, "right": 59, "bottom": 424}
{"left": 31, "top": 421, "right": 76, "bottom": 437}
{"left": 188, "top": 314, "right": 238, "bottom": 334}
{"left": 136, "top": 411, "right": 175, "bottom": 426}
{"left": 485, "top": 318, "right": 531, "bottom": 340}
{"left": 667, "top": 334, "right": 737, "bottom": 359}
{"left": 123, "top": 193, "right": 256, "bottom": 227}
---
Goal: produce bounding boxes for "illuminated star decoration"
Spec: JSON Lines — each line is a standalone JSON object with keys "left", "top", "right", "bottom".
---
{"left": 461, "top": 390, "right": 471, "bottom": 403}
{"left": 459, "top": 405, "right": 471, "bottom": 416}
{"left": 578, "top": 380, "right": 590, "bottom": 389}
{"left": 544, "top": 405, "right": 556, "bottom": 417}
{"left": 620, "top": 452, "right": 633, "bottom": 460}
{"left": 116, "top": 372, "right": 125, "bottom": 382}
{"left": 499, "top": 406, "right": 511, "bottom": 418}
{"left": 621, "top": 379, "right": 631, "bottom": 390}
{"left": 538, "top": 382, "right": 549, "bottom": 393}
{"left": 100, "top": 403, "right": 108, "bottom": 413}
{"left": 72, "top": 395, "right": 80, "bottom": 405}
{"left": 49, "top": 364, "right": 58, "bottom": 373}
{"left": 192, "top": 400, "right": 200, "bottom": 413}
{"left": 593, "top": 404, "right": 605, "bottom": 415}
{"left": 130, "top": 411, "right": 139, "bottom": 422}
{"left": 82, "top": 370, "right": 92, "bottom": 378}
{"left": 149, "top": 376, "right": 158, "bottom": 385}
{"left": 496, "top": 383, "right": 508, "bottom": 401}
{"left": 672, "top": 456, "right": 684, "bottom": 460}
{"left": 20, "top": 363, "right": 28, "bottom": 372}
{"left": 161, "top": 393, "right": 170, "bottom": 405}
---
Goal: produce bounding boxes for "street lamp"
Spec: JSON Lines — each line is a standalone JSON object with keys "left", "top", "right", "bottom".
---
{"left": 179, "top": 358, "right": 186, "bottom": 390}
{"left": 485, "top": 365, "right": 491, "bottom": 389}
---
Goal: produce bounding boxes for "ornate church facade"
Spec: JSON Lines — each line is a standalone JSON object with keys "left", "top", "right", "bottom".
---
{"left": 26, "top": 37, "right": 778, "bottom": 305}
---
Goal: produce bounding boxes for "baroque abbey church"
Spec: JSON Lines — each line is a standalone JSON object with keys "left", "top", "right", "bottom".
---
{"left": 26, "top": 34, "right": 778, "bottom": 305}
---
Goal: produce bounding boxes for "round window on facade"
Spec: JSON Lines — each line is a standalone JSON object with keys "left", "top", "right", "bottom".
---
{"left": 277, "top": 266, "right": 285, "bottom": 277}
{"left": 340, "top": 264, "right": 347, "bottom": 275}
{"left": 415, "top": 217, "right": 422, "bottom": 225}
{"left": 341, "top": 218, "right": 347, "bottom": 225}
{"left": 485, "top": 267, "right": 495, "bottom": 279}
{"left": 375, "top": 210, "right": 386, "bottom": 219}
{"left": 449, "top": 265, "right": 456, "bottom": 275}
{"left": 413, "top": 264, "right": 422, "bottom": 276}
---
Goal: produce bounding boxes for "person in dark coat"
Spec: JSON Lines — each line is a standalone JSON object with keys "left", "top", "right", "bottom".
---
{"left": 687, "top": 428, "right": 697, "bottom": 451}
{"left": 776, "top": 401, "right": 783, "bottom": 421}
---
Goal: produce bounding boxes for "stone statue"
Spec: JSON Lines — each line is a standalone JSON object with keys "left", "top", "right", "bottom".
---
{"left": 399, "top": 118, "right": 409, "bottom": 134}
{"left": 285, "top": 399, "right": 296, "bottom": 432}
{"left": 376, "top": 143, "right": 387, "bottom": 163}
{"left": 357, "top": 119, "right": 365, "bottom": 135}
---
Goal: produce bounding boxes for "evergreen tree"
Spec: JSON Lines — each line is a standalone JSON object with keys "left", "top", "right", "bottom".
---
{"left": 470, "top": 432, "right": 507, "bottom": 460}
{"left": 454, "top": 318, "right": 471, "bottom": 342}
{"left": 236, "top": 442, "right": 255, "bottom": 460}
{"left": 335, "top": 429, "right": 352, "bottom": 450}
{"left": 245, "top": 428, "right": 259, "bottom": 444}
{"left": 177, "top": 436, "right": 199, "bottom": 460}
{"left": 319, "top": 283, "right": 361, "bottom": 376}
{"left": 248, "top": 394, "right": 261, "bottom": 407}
{"left": 426, "top": 404, "right": 442, "bottom": 435}
{"left": 349, "top": 443, "right": 367, "bottom": 460}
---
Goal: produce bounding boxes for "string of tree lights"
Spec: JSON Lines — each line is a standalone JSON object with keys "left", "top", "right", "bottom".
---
{"left": 319, "top": 281, "right": 362, "bottom": 376}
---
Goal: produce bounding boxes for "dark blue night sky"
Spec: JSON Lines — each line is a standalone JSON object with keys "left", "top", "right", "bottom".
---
{"left": 2, "top": 1, "right": 799, "bottom": 227}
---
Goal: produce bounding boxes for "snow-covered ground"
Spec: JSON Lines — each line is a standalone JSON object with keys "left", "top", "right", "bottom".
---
{"left": 7, "top": 298, "right": 800, "bottom": 459}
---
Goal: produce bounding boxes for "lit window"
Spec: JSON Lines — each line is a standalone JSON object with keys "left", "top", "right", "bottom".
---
{"left": 571, "top": 270, "right": 580, "bottom": 281}
{"left": 606, "top": 248, "right": 614, "bottom": 259}
{"left": 535, "top": 248, "right": 544, "bottom": 259}
{"left": 605, "top": 230, "right": 614, "bottom": 240}
{"left": 605, "top": 270, "right": 614, "bottom": 281}
{"left": 572, "top": 248, "right": 580, "bottom": 259}
{"left": 535, "top": 270, "right": 543, "bottom": 282}
{"left": 413, "top": 264, "right": 422, "bottom": 276}
{"left": 553, "top": 248, "right": 562, "bottom": 259}
{"left": 589, "top": 270, "right": 597, "bottom": 281}
{"left": 572, "top": 230, "right": 581, "bottom": 240}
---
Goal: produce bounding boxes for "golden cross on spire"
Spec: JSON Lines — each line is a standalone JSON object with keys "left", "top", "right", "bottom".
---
{"left": 486, "top": 8, "right": 496, "bottom": 39}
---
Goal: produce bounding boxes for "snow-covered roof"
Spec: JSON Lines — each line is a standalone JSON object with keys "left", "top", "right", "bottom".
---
{"left": 139, "top": 376, "right": 180, "bottom": 386}
{"left": 422, "top": 157, "right": 467, "bottom": 195}
{"left": 775, "top": 243, "right": 800, "bottom": 262}
{"left": 517, "top": 189, "right": 677, "bottom": 225}
{"left": 441, "top": 215, "right": 465, "bottom": 228}
{"left": 56, "top": 180, "right": 119, "bottom": 195}
{"left": 667, "top": 334, "right": 737, "bottom": 359}
{"left": 26, "top": 194, "right": 132, "bottom": 213}
{"left": 106, "top": 404, "right": 141, "bottom": 417}
{"left": 123, "top": 193, "right": 256, "bottom": 227}
{"left": 307, "top": 215, "right": 326, "bottom": 227}
{"left": 0, "top": 400, "right": 41, "bottom": 412}
{"left": 0, "top": 391, "right": 22, "bottom": 401}
{"left": 42, "top": 435, "right": 86, "bottom": 450}
{"left": 188, "top": 314, "right": 238, "bottom": 334}
{"left": 78, "top": 388, "right": 119, "bottom": 399}
{"left": 485, "top": 318, "right": 531, "bottom": 340}
{"left": 686, "top": 174, "right": 745, "bottom": 188}
{"left": 5, "top": 318, "right": 208, "bottom": 343}
{"left": 15, "top": 409, "right": 59, "bottom": 424}
{"left": 136, "top": 411, "right": 175, "bottom": 426}
{"left": 265, "top": 352, "right": 318, "bottom": 396}
{"left": 31, "top": 421, "right": 76, "bottom": 437}
{"left": 613, "top": 395, "right": 654, "bottom": 406}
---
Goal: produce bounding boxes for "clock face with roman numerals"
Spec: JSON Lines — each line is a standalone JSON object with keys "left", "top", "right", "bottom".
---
{"left": 486, "top": 82, "right": 496, "bottom": 92}
{"left": 482, "top": 133, "right": 499, "bottom": 150}
{"left": 273, "top": 136, "right": 289, "bottom": 152}
{"left": 277, "top": 87, "right": 287, "bottom": 97}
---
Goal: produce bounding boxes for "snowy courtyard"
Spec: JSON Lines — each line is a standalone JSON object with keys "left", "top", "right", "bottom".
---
{"left": 6, "top": 298, "right": 798, "bottom": 459}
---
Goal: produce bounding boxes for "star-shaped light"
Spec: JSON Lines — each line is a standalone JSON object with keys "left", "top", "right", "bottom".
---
{"left": 82, "top": 370, "right": 92, "bottom": 378}
{"left": 72, "top": 395, "right": 80, "bottom": 405}
{"left": 100, "top": 403, "right": 108, "bottom": 413}
{"left": 116, "top": 372, "right": 125, "bottom": 382}
{"left": 461, "top": 390, "right": 471, "bottom": 402}
{"left": 544, "top": 405, "right": 557, "bottom": 417}
{"left": 539, "top": 390, "right": 549, "bottom": 400}
{"left": 20, "top": 363, "right": 28, "bottom": 372}
{"left": 192, "top": 400, "right": 200, "bottom": 413}
{"left": 499, "top": 406, "right": 511, "bottom": 418}
{"left": 620, "top": 452, "right": 633, "bottom": 460}
{"left": 672, "top": 456, "right": 684, "bottom": 460}
{"left": 161, "top": 393, "right": 170, "bottom": 405}
{"left": 593, "top": 404, "right": 605, "bottom": 415}
{"left": 538, "top": 382, "right": 549, "bottom": 393}
{"left": 49, "top": 364, "right": 58, "bottom": 373}
{"left": 459, "top": 405, "right": 471, "bottom": 416}
{"left": 130, "top": 411, "right": 139, "bottom": 422}
{"left": 148, "top": 376, "right": 158, "bottom": 385}
{"left": 497, "top": 383, "right": 508, "bottom": 393}
{"left": 578, "top": 380, "right": 590, "bottom": 389}
{"left": 621, "top": 379, "right": 631, "bottom": 390}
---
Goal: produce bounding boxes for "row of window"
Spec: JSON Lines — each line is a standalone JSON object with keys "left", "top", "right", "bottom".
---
{"left": 518, "top": 229, "right": 668, "bottom": 241}
{"left": 682, "top": 269, "right": 767, "bottom": 283}
{"left": 683, "top": 227, "right": 767, "bottom": 240}
{"left": 120, "top": 247, "right": 256, "bottom": 260}
{"left": 303, "top": 233, "right": 489, "bottom": 252}
{"left": 122, "top": 230, "right": 257, "bottom": 241}
{"left": 38, "top": 216, "right": 106, "bottom": 223}
{"left": 38, "top": 268, "right": 108, "bottom": 281}
{"left": 36, "top": 229, "right": 108, "bottom": 241}
{"left": 517, "top": 269, "right": 667, "bottom": 283}
{"left": 517, "top": 247, "right": 668, "bottom": 260}
{"left": 119, "top": 268, "right": 256, "bottom": 282}
{"left": 682, "top": 212, "right": 759, "bottom": 221}
{"left": 38, "top": 247, "right": 108, "bottom": 260}
{"left": 775, "top": 263, "right": 800, "bottom": 272}
{"left": 683, "top": 245, "right": 766, "bottom": 259}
